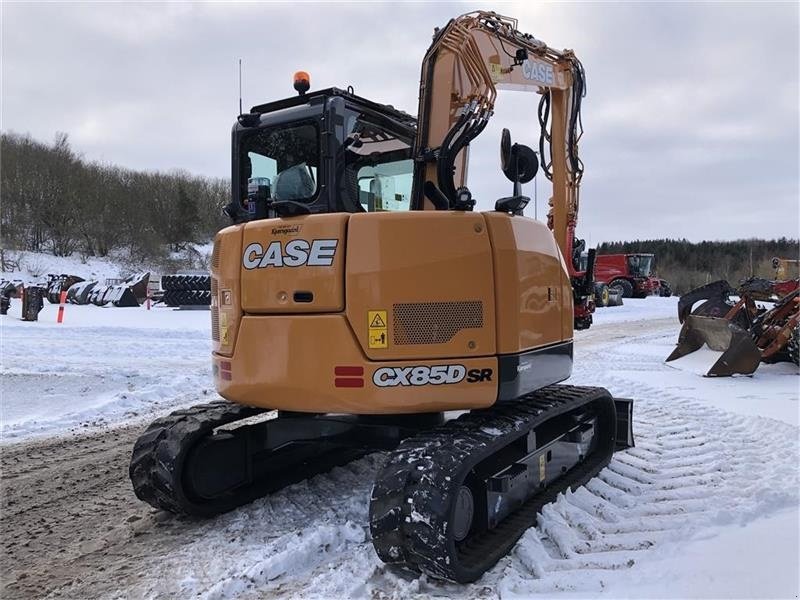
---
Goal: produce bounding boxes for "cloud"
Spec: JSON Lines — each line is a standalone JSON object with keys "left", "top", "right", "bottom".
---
{"left": 2, "top": 2, "right": 797, "bottom": 242}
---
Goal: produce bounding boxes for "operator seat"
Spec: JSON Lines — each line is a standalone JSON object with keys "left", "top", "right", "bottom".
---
{"left": 273, "top": 163, "right": 315, "bottom": 201}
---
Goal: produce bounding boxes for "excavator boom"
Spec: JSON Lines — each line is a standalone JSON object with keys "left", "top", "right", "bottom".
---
{"left": 412, "top": 12, "right": 586, "bottom": 277}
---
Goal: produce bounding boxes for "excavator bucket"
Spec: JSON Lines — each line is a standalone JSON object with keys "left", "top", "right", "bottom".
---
{"left": 666, "top": 315, "right": 762, "bottom": 376}
{"left": 676, "top": 280, "right": 734, "bottom": 323}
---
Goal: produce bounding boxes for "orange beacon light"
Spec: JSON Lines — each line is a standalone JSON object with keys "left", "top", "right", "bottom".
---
{"left": 293, "top": 71, "right": 310, "bottom": 95}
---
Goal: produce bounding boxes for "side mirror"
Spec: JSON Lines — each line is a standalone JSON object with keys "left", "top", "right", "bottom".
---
{"left": 509, "top": 144, "right": 538, "bottom": 184}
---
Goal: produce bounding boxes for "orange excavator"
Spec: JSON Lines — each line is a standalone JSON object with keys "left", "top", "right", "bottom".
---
{"left": 130, "top": 11, "right": 633, "bottom": 582}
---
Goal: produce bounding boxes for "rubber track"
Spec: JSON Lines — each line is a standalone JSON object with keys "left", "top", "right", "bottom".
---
{"left": 369, "top": 384, "right": 616, "bottom": 583}
{"left": 129, "top": 401, "right": 264, "bottom": 516}
{"left": 130, "top": 402, "right": 373, "bottom": 517}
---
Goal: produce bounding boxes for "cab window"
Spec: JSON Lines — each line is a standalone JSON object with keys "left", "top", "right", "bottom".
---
{"left": 356, "top": 160, "right": 413, "bottom": 212}
{"left": 342, "top": 114, "right": 413, "bottom": 212}
{"left": 243, "top": 123, "right": 319, "bottom": 203}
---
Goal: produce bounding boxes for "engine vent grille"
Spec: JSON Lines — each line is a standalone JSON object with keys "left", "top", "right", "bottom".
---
{"left": 393, "top": 301, "right": 483, "bottom": 345}
{"left": 211, "top": 305, "right": 220, "bottom": 342}
{"left": 211, "top": 239, "right": 221, "bottom": 270}
{"left": 210, "top": 276, "right": 220, "bottom": 342}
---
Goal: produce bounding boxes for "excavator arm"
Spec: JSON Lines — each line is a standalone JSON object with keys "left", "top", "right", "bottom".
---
{"left": 411, "top": 11, "right": 586, "bottom": 277}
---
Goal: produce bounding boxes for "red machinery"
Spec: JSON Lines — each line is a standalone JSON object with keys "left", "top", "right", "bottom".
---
{"left": 594, "top": 253, "right": 660, "bottom": 298}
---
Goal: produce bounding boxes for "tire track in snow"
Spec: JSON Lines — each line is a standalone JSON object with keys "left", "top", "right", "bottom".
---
{"left": 495, "top": 377, "right": 798, "bottom": 597}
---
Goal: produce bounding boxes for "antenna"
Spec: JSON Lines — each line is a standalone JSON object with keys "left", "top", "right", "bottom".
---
{"left": 238, "top": 58, "right": 243, "bottom": 115}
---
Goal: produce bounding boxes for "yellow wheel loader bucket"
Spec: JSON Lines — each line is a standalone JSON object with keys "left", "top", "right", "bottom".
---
{"left": 665, "top": 315, "right": 762, "bottom": 377}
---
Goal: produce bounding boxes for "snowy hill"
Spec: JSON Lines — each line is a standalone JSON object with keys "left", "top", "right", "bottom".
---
{"left": 1, "top": 245, "right": 213, "bottom": 286}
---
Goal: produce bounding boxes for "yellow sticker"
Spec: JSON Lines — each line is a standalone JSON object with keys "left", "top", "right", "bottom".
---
{"left": 220, "top": 312, "right": 229, "bottom": 345}
{"left": 369, "top": 312, "right": 387, "bottom": 328}
{"left": 539, "top": 454, "right": 546, "bottom": 482}
{"left": 368, "top": 310, "right": 388, "bottom": 349}
{"left": 369, "top": 330, "right": 388, "bottom": 349}
{"left": 488, "top": 61, "right": 503, "bottom": 83}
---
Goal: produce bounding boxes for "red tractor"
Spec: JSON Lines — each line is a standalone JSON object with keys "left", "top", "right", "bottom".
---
{"left": 594, "top": 253, "right": 662, "bottom": 298}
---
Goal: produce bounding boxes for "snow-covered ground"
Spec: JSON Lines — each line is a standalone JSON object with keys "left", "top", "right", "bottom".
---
{"left": 1, "top": 301, "right": 211, "bottom": 441}
{"left": 1, "top": 295, "right": 798, "bottom": 598}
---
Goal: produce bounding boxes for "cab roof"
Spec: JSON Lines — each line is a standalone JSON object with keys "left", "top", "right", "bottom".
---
{"left": 249, "top": 87, "right": 417, "bottom": 130}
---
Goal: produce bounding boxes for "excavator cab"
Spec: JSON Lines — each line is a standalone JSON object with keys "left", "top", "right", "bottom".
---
{"left": 226, "top": 87, "right": 417, "bottom": 223}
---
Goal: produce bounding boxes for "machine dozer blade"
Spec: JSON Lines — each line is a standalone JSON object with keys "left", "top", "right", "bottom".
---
{"left": 665, "top": 315, "right": 761, "bottom": 376}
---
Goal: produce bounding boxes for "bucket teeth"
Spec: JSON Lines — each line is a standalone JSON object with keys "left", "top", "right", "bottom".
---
{"left": 666, "top": 315, "right": 761, "bottom": 377}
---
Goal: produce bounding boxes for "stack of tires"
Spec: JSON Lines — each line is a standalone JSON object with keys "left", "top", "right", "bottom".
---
{"left": 0, "top": 279, "right": 23, "bottom": 298}
{"left": 162, "top": 274, "right": 211, "bottom": 307}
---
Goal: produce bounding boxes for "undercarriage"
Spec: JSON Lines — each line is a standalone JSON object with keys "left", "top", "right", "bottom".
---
{"left": 130, "top": 385, "right": 633, "bottom": 582}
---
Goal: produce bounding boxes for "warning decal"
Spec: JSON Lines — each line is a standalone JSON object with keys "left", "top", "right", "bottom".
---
{"left": 368, "top": 310, "right": 388, "bottom": 349}
{"left": 220, "top": 312, "right": 229, "bottom": 345}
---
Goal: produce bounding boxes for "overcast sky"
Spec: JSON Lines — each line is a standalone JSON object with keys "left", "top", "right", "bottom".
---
{"left": 2, "top": 2, "right": 798, "bottom": 243}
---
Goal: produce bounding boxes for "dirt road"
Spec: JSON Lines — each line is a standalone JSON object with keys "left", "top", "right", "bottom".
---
{"left": 1, "top": 421, "right": 191, "bottom": 599}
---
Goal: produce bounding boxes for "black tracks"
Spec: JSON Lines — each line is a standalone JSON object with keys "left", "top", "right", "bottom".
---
{"left": 369, "top": 385, "right": 617, "bottom": 583}
{"left": 130, "top": 402, "right": 371, "bottom": 517}
{"left": 129, "top": 401, "right": 264, "bottom": 516}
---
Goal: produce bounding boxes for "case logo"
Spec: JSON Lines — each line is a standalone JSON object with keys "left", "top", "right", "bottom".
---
{"left": 522, "top": 59, "right": 555, "bottom": 85}
{"left": 242, "top": 239, "right": 338, "bottom": 269}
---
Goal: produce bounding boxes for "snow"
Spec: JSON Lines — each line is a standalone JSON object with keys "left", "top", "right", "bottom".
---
{"left": 667, "top": 345, "right": 727, "bottom": 376}
{"left": 1, "top": 301, "right": 212, "bottom": 441}
{"left": 590, "top": 296, "right": 680, "bottom": 325}
{"left": 648, "top": 359, "right": 798, "bottom": 426}
{"left": 4, "top": 250, "right": 128, "bottom": 284}
{"left": 1, "top": 289, "right": 798, "bottom": 598}
{"left": 598, "top": 508, "right": 799, "bottom": 599}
